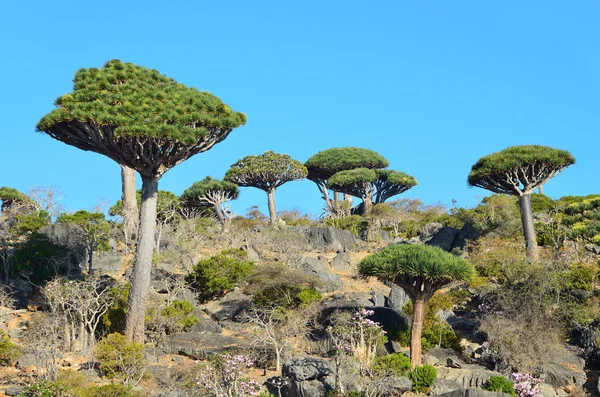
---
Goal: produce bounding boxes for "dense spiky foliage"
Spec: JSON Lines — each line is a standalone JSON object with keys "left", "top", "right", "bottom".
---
{"left": 181, "top": 177, "right": 239, "bottom": 230}
{"left": 0, "top": 187, "right": 31, "bottom": 213}
{"left": 37, "top": 60, "right": 245, "bottom": 342}
{"left": 468, "top": 145, "right": 575, "bottom": 195}
{"left": 373, "top": 170, "right": 418, "bottom": 203}
{"left": 305, "top": 147, "right": 389, "bottom": 210}
{"left": 360, "top": 244, "right": 474, "bottom": 368}
{"left": 468, "top": 145, "right": 575, "bottom": 262}
{"left": 37, "top": 60, "right": 246, "bottom": 178}
{"left": 329, "top": 168, "right": 417, "bottom": 214}
{"left": 225, "top": 151, "right": 307, "bottom": 223}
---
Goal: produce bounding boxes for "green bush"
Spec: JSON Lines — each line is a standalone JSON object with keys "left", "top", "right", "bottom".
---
{"left": 372, "top": 353, "right": 411, "bottom": 376}
{"left": 82, "top": 384, "right": 144, "bottom": 397}
{"left": 17, "top": 381, "right": 63, "bottom": 397}
{"left": 100, "top": 284, "right": 130, "bottom": 335}
{"left": 0, "top": 329, "right": 21, "bottom": 365}
{"left": 484, "top": 376, "right": 516, "bottom": 396}
{"left": 325, "top": 215, "right": 368, "bottom": 237}
{"left": 186, "top": 249, "right": 254, "bottom": 303}
{"left": 161, "top": 300, "right": 200, "bottom": 332}
{"left": 409, "top": 364, "right": 437, "bottom": 393}
{"left": 95, "top": 333, "right": 147, "bottom": 385}
{"left": 296, "top": 288, "right": 322, "bottom": 308}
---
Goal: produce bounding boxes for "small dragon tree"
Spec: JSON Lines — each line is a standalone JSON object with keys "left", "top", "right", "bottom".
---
{"left": 305, "top": 147, "right": 389, "bottom": 212}
{"left": 37, "top": 60, "right": 246, "bottom": 342}
{"left": 0, "top": 187, "right": 32, "bottom": 213}
{"left": 181, "top": 176, "right": 239, "bottom": 232}
{"left": 468, "top": 145, "right": 575, "bottom": 261}
{"left": 359, "top": 244, "right": 474, "bottom": 368}
{"left": 225, "top": 151, "right": 307, "bottom": 224}
{"left": 329, "top": 169, "right": 417, "bottom": 215}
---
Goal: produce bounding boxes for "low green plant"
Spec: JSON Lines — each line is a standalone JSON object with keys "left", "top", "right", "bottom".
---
{"left": 325, "top": 215, "right": 368, "bottom": 237}
{"left": 100, "top": 284, "right": 130, "bottom": 335}
{"left": 95, "top": 333, "right": 147, "bottom": 386}
{"left": 409, "top": 364, "right": 437, "bottom": 393}
{"left": 82, "top": 384, "right": 144, "bottom": 397}
{"left": 186, "top": 249, "right": 254, "bottom": 302}
{"left": 161, "top": 300, "right": 200, "bottom": 332}
{"left": 372, "top": 353, "right": 411, "bottom": 376}
{"left": 0, "top": 329, "right": 21, "bottom": 365}
{"left": 17, "top": 381, "right": 63, "bottom": 397}
{"left": 296, "top": 288, "right": 322, "bottom": 308}
{"left": 485, "top": 375, "right": 516, "bottom": 396}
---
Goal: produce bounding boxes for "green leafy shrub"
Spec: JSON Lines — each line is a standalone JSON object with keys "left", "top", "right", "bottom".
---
{"left": 95, "top": 333, "right": 147, "bottom": 386}
{"left": 100, "top": 284, "right": 130, "bottom": 335}
{"left": 0, "top": 329, "right": 21, "bottom": 364}
{"left": 485, "top": 376, "right": 516, "bottom": 396}
{"left": 186, "top": 249, "right": 254, "bottom": 303}
{"left": 530, "top": 193, "right": 555, "bottom": 213}
{"left": 17, "top": 381, "right": 64, "bottom": 397}
{"left": 82, "top": 384, "right": 144, "bottom": 397}
{"left": 13, "top": 232, "right": 71, "bottom": 285}
{"left": 409, "top": 364, "right": 437, "bottom": 393}
{"left": 372, "top": 353, "right": 411, "bottom": 376}
{"left": 296, "top": 288, "right": 322, "bottom": 308}
{"left": 325, "top": 215, "right": 368, "bottom": 237}
{"left": 161, "top": 300, "right": 200, "bottom": 332}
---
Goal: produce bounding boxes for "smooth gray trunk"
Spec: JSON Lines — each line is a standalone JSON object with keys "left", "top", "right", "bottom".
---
{"left": 87, "top": 247, "right": 94, "bottom": 277}
{"left": 518, "top": 193, "right": 539, "bottom": 262}
{"left": 125, "top": 176, "right": 159, "bottom": 342}
{"left": 213, "top": 204, "right": 229, "bottom": 233}
{"left": 121, "top": 165, "right": 138, "bottom": 245}
{"left": 267, "top": 189, "right": 277, "bottom": 224}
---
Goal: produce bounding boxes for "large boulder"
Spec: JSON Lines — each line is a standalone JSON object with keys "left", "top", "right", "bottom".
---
{"left": 298, "top": 256, "right": 343, "bottom": 293}
{"left": 435, "top": 365, "right": 503, "bottom": 390}
{"left": 435, "top": 389, "right": 512, "bottom": 397}
{"left": 202, "top": 290, "right": 253, "bottom": 323}
{"left": 329, "top": 252, "right": 354, "bottom": 273}
{"left": 277, "top": 357, "right": 336, "bottom": 397}
{"left": 92, "top": 251, "right": 123, "bottom": 275}
{"left": 427, "top": 227, "right": 460, "bottom": 251}
{"left": 453, "top": 223, "right": 481, "bottom": 250}
{"left": 385, "top": 284, "right": 410, "bottom": 312}
{"left": 301, "top": 227, "right": 358, "bottom": 252}
{"left": 420, "top": 222, "right": 444, "bottom": 243}
{"left": 164, "top": 332, "right": 246, "bottom": 359}
{"left": 572, "top": 321, "right": 600, "bottom": 368}
{"left": 535, "top": 350, "right": 587, "bottom": 387}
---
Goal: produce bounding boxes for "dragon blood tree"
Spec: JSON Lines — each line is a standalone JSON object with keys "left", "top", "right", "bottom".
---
{"left": 359, "top": 244, "right": 474, "bottom": 368}
{"left": 225, "top": 151, "right": 307, "bottom": 224}
{"left": 181, "top": 176, "right": 240, "bottom": 232}
{"left": 468, "top": 145, "right": 575, "bottom": 261}
{"left": 305, "top": 147, "right": 389, "bottom": 211}
{"left": 37, "top": 60, "right": 246, "bottom": 341}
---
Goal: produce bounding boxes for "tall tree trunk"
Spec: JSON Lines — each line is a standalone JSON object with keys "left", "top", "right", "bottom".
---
{"left": 333, "top": 191, "right": 340, "bottom": 205}
{"left": 410, "top": 298, "right": 426, "bottom": 369}
{"left": 363, "top": 198, "right": 373, "bottom": 216}
{"left": 267, "top": 188, "right": 277, "bottom": 224}
{"left": 518, "top": 193, "right": 539, "bottom": 262}
{"left": 121, "top": 165, "right": 138, "bottom": 245}
{"left": 538, "top": 184, "right": 545, "bottom": 195}
{"left": 87, "top": 247, "right": 94, "bottom": 277}
{"left": 125, "top": 176, "right": 159, "bottom": 342}
{"left": 213, "top": 203, "right": 228, "bottom": 233}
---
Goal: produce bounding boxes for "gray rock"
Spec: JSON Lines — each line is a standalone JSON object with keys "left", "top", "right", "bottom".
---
{"left": 436, "top": 365, "right": 503, "bottom": 389}
{"left": 427, "top": 227, "right": 460, "bottom": 251}
{"left": 4, "top": 386, "right": 25, "bottom": 396}
{"left": 282, "top": 357, "right": 335, "bottom": 381}
{"left": 321, "top": 293, "right": 373, "bottom": 310}
{"left": 298, "top": 256, "right": 343, "bottom": 293}
{"left": 202, "top": 290, "right": 253, "bottom": 322}
{"left": 188, "top": 316, "right": 222, "bottom": 334}
{"left": 385, "top": 284, "right": 410, "bottom": 312}
{"left": 92, "top": 251, "right": 123, "bottom": 275}
{"left": 420, "top": 222, "right": 444, "bottom": 242}
{"left": 16, "top": 353, "right": 38, "bottom": 369}
{"left": 279, "top": 357, "right": 336, "bottom": 397}
{"left": 538, "top": 383, "right": 569, "bottom": 397}
{"left": 240, "top": 243, "right": 260, "bottom": 262}
{"left": 436, "top": 389, "right": 512, "bottom": 397}
{"left": 164, "top": 332, "right": 246, "bottom": 359}
{"left": 431, "top": 379, "right": 463, "bottom": 395}
{"left": 329, "top": 252, "right": 354, "bottom": 272}
{"left": 453, "top": 223, "right": 481, "bottom": 250}
{"left": 536, "top": 361, "right": 586, "bottom": 387}
{"left": 371, "top": 290, "right": 385, "bottom": 307}
{"left": 302, "top": 227, "right": 358, "bottom": 252}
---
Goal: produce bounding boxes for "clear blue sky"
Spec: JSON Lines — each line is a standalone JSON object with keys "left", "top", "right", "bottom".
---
{"left": 0, "top": 1, "right": 597, "bottom": 218}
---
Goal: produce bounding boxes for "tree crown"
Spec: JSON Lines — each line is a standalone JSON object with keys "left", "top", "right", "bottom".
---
{"left": 38, "top": 60, "right": 246, "bottom": 144}
{"left": 359, "top": 244, "right": 475, "bottom": 285}
{"left": 375, "top": 170, "right": 418, "bottom": 187}
{"left": 305, "top": 147, "right": 389, "bottom": 181}
{"left": 0, "top": 187, "right": 28, "bottom": 203}
{"left": 225, "top": 151, "right": 308, "bottom": 191}
{"left": 328, "top": 168, "right": 378, "bottom": 189}
{"left": 181, "top": 176, "right": 240, "bottom": 204}
{"left": 468, "top": 145, "right": 575, "bottom": 195}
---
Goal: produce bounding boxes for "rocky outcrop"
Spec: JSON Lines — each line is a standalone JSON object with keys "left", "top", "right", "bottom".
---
{"left": 276, "top": 357, "right": 336, "bottom": 397}
{"left": 301, "top": 227, "right": 358, "bottom": 252}
{"left": 92, "top": 251, "right": 123, "bottom": 275}
{"left": 329, "top": 252, "right": 354, "bottom": 272}
{"left": 435, "top": 389, "right": 512, "bottom": 397}
{"left": 202, "top": 290, "right": 253, "bottom": 323}
{"left": 298, "top": 256, "right": 344, "bottom": 293}
{"left": 420, "top": 222, "right": 481, "bottom": 252}
{"left": 164, "top": 332, "right": 246, "bottom": 359}
{"left": 386, "top": 283, "right": 410, "bottom": 311}
{"left": 435, "top": 365, "right": 503, "bottom": 390}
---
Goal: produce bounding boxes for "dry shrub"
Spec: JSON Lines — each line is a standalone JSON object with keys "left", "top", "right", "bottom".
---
{"left": 479, "top": 312, "right": 567, "bottom": 372}
{"left": 250, "top": 227, "right": 311, "bottom": 263}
